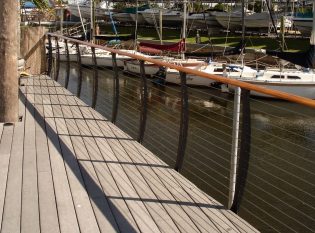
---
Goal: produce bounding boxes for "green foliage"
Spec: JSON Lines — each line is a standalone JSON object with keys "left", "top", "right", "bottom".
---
{"left": 248, "top": 1, "right": 262, "bottom": 13}
{"left": 213, "top": 3, "right": 230, "bottom": 12}
{"left": 113, "top": 2, "right": 126, "bottom": 11}
{"left": 30, "top": 0, "right": 50, "bottom": 9}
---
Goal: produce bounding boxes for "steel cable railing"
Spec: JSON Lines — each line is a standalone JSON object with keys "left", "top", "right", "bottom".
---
{"left": 47, "top": 33, "right": 315, "bottom": 233}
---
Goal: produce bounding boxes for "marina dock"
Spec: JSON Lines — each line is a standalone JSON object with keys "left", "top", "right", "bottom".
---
{"left": 0, "top": 75, "right": 258, "bottom": 233}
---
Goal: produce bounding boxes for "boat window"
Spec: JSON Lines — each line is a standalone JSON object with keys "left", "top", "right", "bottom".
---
{"left": 271, "top": 75, "right": 283, "bottom": 79}
{"left": 214, "top": 68, "right": 224, "bottom": 72}
{"left": 287, "top": 76, "right": 301, "bottom": 79}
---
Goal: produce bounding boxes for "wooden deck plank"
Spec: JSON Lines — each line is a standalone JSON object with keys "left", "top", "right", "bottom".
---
{"left": 49, "top": 83, "right": 101, "bottom": 233}
{"left": 126, "top": 134, "right": 258, "bottom": 233}
{"left": 67, "top": 102, "right": 163, "bottom": 233}
{"left": 21, "top": 84, "right": 40, "bottom": 233}
{"left": 0, "top": 124, "right": 14, "bottom": 230}
{"left": 64, "top": 103, "right": 142, "bottom": 232}
{"left": 38, "top": 78, "right": 81, "bottom": 233}
{"left": 86, "top": 120, "right": 182, "bottom": 233}
{"left": 0, "top": 75, "right": 258, "bottom": 233}
{"left": 108, "top": 123, "right": 247, "bottom": 233}
{"left": 1, "top": 90, "right": 27, "bottom": 233}
{"left": 55, "top": 88, "right": 121, "bottom": 233}
{"left": 82, "top": 109, "right": 200, "bottom": 233}
{"left": 105, "top": 123, "right": 209, "bottom": 233}
{"left": 128, "top": 138, "right": 243, "bottom": 232}
{"left": 35, "top": 78, "right": 61, "bottom": 233}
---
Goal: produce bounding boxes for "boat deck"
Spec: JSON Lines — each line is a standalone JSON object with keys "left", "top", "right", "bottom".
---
{"left": 0, "top": 75, "right": 258, "bottom": 233}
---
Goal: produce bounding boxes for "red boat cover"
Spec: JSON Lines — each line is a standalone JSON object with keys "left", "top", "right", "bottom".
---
{"left": 138, "top": 46, "right": 163, "bottom": 55}
{"left": 139, "top": 39, "right": 185, "bottom": 52}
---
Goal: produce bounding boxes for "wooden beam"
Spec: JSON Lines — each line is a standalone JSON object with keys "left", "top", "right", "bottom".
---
{"left": 0, "top": 0, "right": 19, "bottom": 122}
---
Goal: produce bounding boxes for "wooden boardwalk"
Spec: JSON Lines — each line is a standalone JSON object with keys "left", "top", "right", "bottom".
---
{"left": 0, "top": 75, "right": 258, "bottom": 233}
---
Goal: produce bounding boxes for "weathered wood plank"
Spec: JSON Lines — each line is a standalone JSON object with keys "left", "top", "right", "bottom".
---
{"left": 108, "top": 123, "right": 245, "bottom": 232}
{"left": 0, "top": 123, "right": 3, "bottom": 141}
{"left": 104, "top": 123, "right": 203, "bottom": 233}
{"left": 21, "top": 87, "right": 40, "bottom": 233}
{"left": 49, "top": 82, "right": 100, "bottom": 233}
{"left": 41, "top": 79, "right": 80, "bottom": 233}
{"left": 0, "top": 75, "right": 258, "bottom": 233}
{"left": 1, "top": 94, "right": 27, "bottom": 233}
{"left": 59, "top": 102, "right": 120, "bottom": 232}
{"left": 0, "top": 125, "right": 14, "bottom": 230}
{"left": 60, "top": 90, "right": 140, "bottom": 233}
{"left": 35, "top": 79, "right": 60, "bottom": 233}
{"left": 79, "top": 108, "right": 188, "bottom": 233}
{"left": 75, "top": 118, "right": 162, "bottom": 233}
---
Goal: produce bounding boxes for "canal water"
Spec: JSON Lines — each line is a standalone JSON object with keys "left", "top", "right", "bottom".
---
{"left": 57, "top": 63, "right": 315, "bottom": 232}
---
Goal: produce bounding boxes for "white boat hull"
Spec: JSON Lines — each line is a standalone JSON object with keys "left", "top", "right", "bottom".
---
{"left": 113, "top": 13, "right": 133, "bottom": 23}
{"left": 229, "top": 81, "right": 315, "bottom": 99}
{"left": 68, "top": 4, "right": 106, "bottom": 19}
{"left": 124, "top": 60, "right": 160, "bottom": 76}
{"left": 129, "top": 13, "right": 146, "bottom": 25}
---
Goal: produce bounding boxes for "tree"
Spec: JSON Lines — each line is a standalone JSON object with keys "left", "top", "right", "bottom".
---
{"left": 0, "top": 0, "right": 19, "bottom": 122}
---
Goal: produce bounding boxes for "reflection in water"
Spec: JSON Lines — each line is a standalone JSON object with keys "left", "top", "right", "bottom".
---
{"left": 58, "top": 64, "right": 315, "bottom": 233}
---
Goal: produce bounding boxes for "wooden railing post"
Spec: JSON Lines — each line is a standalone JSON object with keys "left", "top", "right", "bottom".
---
{"left": 228, "top": 87, "right": 242, "bottom": 209}
{"left": 91, "top": 47, "right": 98, "bottom": 109}
{"left": 75, "top": 42, "right": 82, "bottom": 97}
{"left": 54, "top": 37, "right": 60, "bottom": 81}
{"left": 111, "top": 53, "right": 119, "bottom": 123}
{"left": 64, "top": 39, "right": 70, "bottom": 89}
{"left": 175, "top": 72, "right": 189, "bottom": 172}
{"left": 138, "top": 60, "right": 148, "bottom": 143}
{"left": 47, "top": 34, "right": 53, "bottom": 76}
{"left": 230, "top": 89, "right": 251, "bottom": 214}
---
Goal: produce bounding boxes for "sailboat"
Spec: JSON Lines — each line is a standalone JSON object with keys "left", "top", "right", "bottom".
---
{"left": 228, "top": 0, "right": 315, "bottom": 99}
{"left": 125, "top": 0, "right": 257, "bottom": 87}
{"left": 67, "top": 0, "right": 107, "bottom": 19}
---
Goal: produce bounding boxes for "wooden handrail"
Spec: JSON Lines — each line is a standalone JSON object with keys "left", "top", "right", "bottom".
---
{"left": 47, "top": 33, "right": 315, "bottom": 109}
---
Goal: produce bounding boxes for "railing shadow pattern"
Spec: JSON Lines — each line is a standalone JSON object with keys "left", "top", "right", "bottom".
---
{"left": 47, "top": 33, "right": 315, "bottom": 233}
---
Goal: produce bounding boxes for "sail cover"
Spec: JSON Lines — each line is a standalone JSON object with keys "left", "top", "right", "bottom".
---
{"left": 139, "top": 39, "right": 186, "bottom": 52}
{"left": 184, "top": 40, "right": 245, "bottom": 57}
{"left": 265, "top": 45, "right": 315, "bottom": 69}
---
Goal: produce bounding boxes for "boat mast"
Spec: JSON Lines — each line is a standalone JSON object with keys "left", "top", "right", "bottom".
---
{"left": 182, "top": 0, "right": 187, "bottom": 60}
{"left": 134, "top": 0, "right": 139, "bottom": 50}
{"left": 310, "top": 0, "right": 315, "bottom": 46}
{"left": 241, "top": 0, "right": 246, "bottom": 66}
{"left": 90, "top": 0, "right": 95, "bottom": 43}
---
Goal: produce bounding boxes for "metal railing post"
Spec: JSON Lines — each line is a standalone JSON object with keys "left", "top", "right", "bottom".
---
{"left": 138, "top": 60, "right": 148, "bottom": 143}
{"left": 54, "top": 37, "right": 60, "bottom": 81}
{"left": 64, "top": 39, "right": 70, "bottom": 89}
{"left": 175, "top": 72, "right": 189, "bottom": 172}
{"left": 91, "top": 47, "right": 98, "bottom": 109}
{"left": 47, "top": 34, "right": 53, "bottom": 76}
{"left": 228, "top": 87, "right": 242, "bottom": 209}
{"left": 230, "top": 88, "right": 251, "bottom": 214}
{"left": 111, "top": 53, "right": 119, "bottom": 123}
{"left": 75, "top": 42, "right": 82, "bottom": 97}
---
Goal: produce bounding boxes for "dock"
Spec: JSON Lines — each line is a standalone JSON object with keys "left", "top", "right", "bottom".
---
{"left": 0, "top": 75, "right": 258, "bottom": 233}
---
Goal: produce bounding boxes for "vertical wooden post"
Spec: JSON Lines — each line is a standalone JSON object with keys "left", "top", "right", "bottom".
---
{"left": 91, "top": 47, "right": 98, "bottom": 109}
{"left": 175, "top": 72, "right": 189, "bottom": 172}
{"left": 0, "top": 0, "right": 19, "bottom": 122}
{"left": 64, "top": 39, "right": 70, "bottom": 89}
{"left": 76, "top": 42, "right": 82, "bottom": 97}
{"left": 111, "top": 53, "right": 119, "bottom": 123}
{"left": 228, "top": 87, "right": 241, "bottom": 209}
{"left": 138, "top": 60, "right": 148, "bottom": 143}
{"left": 47, "top": 35, "right": 53, "bottom": 76}
{"left": 230, "top": 89, "right": 251, "bottom": 214}
{"left": 54, "top": 37, "right": 60, "bottom": 81}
